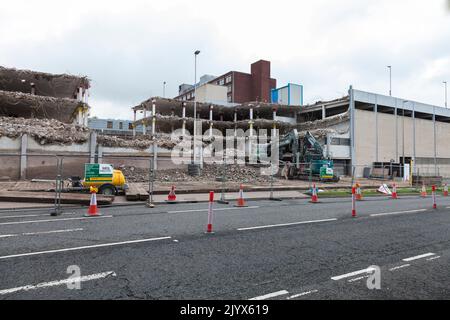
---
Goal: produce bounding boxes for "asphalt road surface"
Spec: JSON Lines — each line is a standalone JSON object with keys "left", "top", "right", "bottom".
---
{"left": 0, "top": 195, "right": 449, "bottom": 300}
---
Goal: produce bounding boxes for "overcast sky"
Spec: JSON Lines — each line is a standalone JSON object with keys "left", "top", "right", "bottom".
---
{"left": 1, "top": 0, "right": 449, "bottom": 119}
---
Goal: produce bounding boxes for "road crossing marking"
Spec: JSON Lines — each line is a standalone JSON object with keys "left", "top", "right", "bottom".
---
{"left": 0, "top": 271, "right": 117, "bottom": 295}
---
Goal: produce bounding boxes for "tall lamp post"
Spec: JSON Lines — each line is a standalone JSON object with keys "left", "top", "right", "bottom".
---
{"left": 163, "top": 81, "right": 166, "bottom": 98}
{"left": 387, "top": 66, "right": 392, "bottom": 96}
{"left": 193, "top": 50, "right": 200, "bottom": 165}
{"left": 444, "top": 81, "right": 448, "bottom": 108}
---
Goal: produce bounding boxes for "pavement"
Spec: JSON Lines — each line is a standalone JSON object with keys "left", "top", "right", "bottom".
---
{"left": 0, "top": 194, "right": 449, "bottom": 300}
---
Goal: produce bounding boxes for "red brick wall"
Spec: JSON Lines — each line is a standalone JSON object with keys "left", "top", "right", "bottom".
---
{"left": 250, "top": 60, "right": 276, "bottom": 103}
{"left": 232, "top": 72, "right": 253, "bottom": 103}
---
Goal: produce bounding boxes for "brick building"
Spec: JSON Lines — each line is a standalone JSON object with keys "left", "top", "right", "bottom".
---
{"left": 175, "top": 60, "right": 276, "bottom": 103}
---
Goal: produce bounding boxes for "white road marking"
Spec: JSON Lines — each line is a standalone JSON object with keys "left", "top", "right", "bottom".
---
{"left": 348, "top": 275, "right": 370, "bottom": 283}
{"left": 237, "top": 218, "right": 337, "bottom": 231}
{"left": 0, "top": 212, "right": 76, "bottom": 220}
{"left": 0, "top": 228, "right": 83, "bottom": 239}
{"left": 0, "top": 236, "right": 172, "bottom": 260}
{"left": 402, "top": 253, "right": 436, "bottom": 262}
{"left": 168, "top": 206, "right": 260, "bottom": 214}
{"left": 0, "top": 215, "right": 112, "bottom": 226}
{"left": 287, "top": 290, "right": 318, "bottom": 299}
{"left": 427, "top": 256, "right": 441, "bottom": 261}
{"left": 331, "top": 267, "right": 376, "bottom": 281}
{"left": 389, "top": 264, "right": 411, "bottom": 271}
{"left": 249, "top": 290, "right": 289, "bottom": 300}
{"left": 370, "top": 209, "right": 427, "bottom": 217}
{"left": 0, "top": 271, "right": 117, "bottom": 295}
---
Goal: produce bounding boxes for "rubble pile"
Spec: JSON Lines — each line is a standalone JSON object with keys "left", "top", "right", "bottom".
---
{"left": 97, "top": 133, "right": 181, "bottom": 150}
{"left": 119, "top": 164, "right": 274, "bottom": 183}
{"left": 0, "top": 116, "right": 90, "bottom": 145}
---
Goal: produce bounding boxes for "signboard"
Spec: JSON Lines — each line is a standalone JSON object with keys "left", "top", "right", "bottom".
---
{"left": 84, "top": 164, "right": 113, "bottom": 183}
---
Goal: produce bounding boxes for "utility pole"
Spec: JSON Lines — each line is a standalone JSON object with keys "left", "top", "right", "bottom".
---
{"left": 387, "top": 66, "right": 392, "bottom": 96}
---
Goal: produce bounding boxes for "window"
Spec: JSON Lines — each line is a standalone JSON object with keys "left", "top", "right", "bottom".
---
{"left": 227, "top": 95, "right": 232, "bottom": 102}
{"left": 128, "top": 123, "right": 133, "bottom": 130}
{"left": 227, "top": 85, "right": 232, "bottom": 93}
{"left": 119, "top": 122, "right": 123, "bottom": 130}
{"left": 219, "top": 78, "right": 224, "bottom": 85}
{"left": 330, "top": 138, "right": 350, "bottom": 146}
{"left": 106, "top": 121, "right": 113, "bottom": 129}
{"left": 226, "top": 75, "right": 232, "bottom": 83}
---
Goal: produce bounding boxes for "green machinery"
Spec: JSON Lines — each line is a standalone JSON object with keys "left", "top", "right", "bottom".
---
{"left": 263, "top": 129, "right": 339, "bottom": 182}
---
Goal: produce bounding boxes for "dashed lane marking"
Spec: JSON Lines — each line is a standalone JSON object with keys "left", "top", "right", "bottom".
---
{"left": 249, "top": 290, "right": 289, "bottom": 300}
{"left": 287, "top": 290, "right": 318, "bottom": 299}
{"left": 426, "top": 256, "right": 441, "bottom": 261}
{"left": 0, "top": 236, "right": 172, "bottom": 260}
{"left": 331, "top": 267, "right": 376, "bottom": 281}
{"left": 0, "top": 271, "right": 117, "bottom": 295}
{"left": 237, "top": 218, "right": 338, "bottom": 231}
{"left": 0, "top": 228, "right": 84, "bottom": 239}
{"left": 168, "top": 206, "right": 260, "bottom": 214}
{"left": 389, "top": 264, "right": 411, "bottom": 271}
{"left": 0, "top": 212, "right": 76, "bottom": 220}
{"left": 0, "top": 215, "right": 112, "bottom": 226}
{"left": 402, "top": 253, "right": 436, "bottom": 262}
{"left": 348, "top": 275, "right": 370, "bottom": 283}
{"left": 370, "top": 209, "right": 427, "bottom": 217}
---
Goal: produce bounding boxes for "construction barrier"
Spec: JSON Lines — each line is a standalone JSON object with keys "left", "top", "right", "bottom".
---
{"left": 432, "top": 185, "right": 437, "bottom": 209}
{"left": 310, "top": 184, "right": 319, "bottom": 203}
{"left": 166, "top": 185, "right": 177, "bottom": 204}
{"left": 421, "top": 184, "right": 427, "bottom": 198}
{"left": 206, "top": 191, "right": 214, "bottom": 233}
{"left": 391, "top": 183, "right": 398, "bottom": 200}
{"left": 85, "top": 186, "right": 101, "bottom": 217}
{"left": 234, "top": 184, "right": 248, "bottom": 207}
{"left": 352, "top": 186, "right": 357, "bottom": 218}
{"left": 355, "top": 183, "right": 363, "bottom": 201}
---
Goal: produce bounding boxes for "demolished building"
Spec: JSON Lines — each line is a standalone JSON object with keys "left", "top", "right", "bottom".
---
{"left": 0, "top": 66, "right": 90, "bottom": 125}
{"left": 132, "top": 87, "right": 450, "bottom": 178}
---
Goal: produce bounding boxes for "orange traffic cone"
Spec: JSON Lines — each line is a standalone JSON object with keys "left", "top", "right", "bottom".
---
{"left": 310, "top": 184, "right": 319, "bottom": 203}
{"left": 355, "top": 183, "right": 363, "bottom": 201}
{"left": 421, "top": 184, "right": 427, "bottom": 198}
{"left": 166, "top": 185, "right": 177, "bottom": 203}
{"left": 443, "top": 184, "right": 449, "bottom": 197}
{"left": 85, "top": 186, "right": 101, "bottom": 217}
{"left": 392, "top": 183, "right": 398, "bottom": 199}
{"left": 234, "top": 184, "right": 248, "bottom": 207}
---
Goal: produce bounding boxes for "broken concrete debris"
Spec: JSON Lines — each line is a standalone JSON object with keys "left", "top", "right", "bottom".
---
{"left": 119, "top": 164, "right": 275, "bottom": 183}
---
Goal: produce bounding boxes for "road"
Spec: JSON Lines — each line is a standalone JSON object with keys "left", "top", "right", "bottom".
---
{"left": 0, "top": 194, "right": 449, "bottom": 300}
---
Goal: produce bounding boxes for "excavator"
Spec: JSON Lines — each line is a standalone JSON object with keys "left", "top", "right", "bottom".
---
{"left": 258, "top": 129, "right": 339, "bottom": 182}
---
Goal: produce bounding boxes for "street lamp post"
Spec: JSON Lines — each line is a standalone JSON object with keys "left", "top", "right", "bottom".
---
{"left": 193, "top": 50, "right": 200, "bottom": 166}
{"left": 444, "top": 81, "right": 448, "bottom": 108}
{"left": 163, "top": 81, "right": 166, "bottom": 98}
{"left": 387, "top": 66, "right": 392, "bottom": 96}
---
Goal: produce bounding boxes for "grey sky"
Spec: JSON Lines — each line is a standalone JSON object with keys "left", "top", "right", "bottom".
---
{"left": 1, "top": 0, "right": 449, "bottom": 119}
